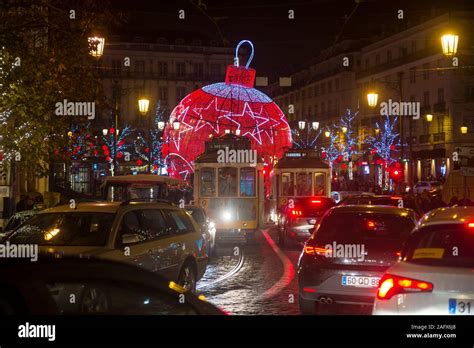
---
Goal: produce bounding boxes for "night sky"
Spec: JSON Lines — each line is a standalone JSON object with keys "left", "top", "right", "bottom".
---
{"left": 110, "top": 0, "right": 473, "bottom": 79}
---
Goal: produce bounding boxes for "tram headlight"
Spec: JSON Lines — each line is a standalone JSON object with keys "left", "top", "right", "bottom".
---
{"left": 222, "top": 210, "right": 232, "bottom": 221}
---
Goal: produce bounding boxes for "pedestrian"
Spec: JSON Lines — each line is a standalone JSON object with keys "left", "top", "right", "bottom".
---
{"left": 16, "top": 195, "right": 28, "bottom": 212}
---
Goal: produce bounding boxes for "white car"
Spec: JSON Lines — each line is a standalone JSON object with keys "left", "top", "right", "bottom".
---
{"left": 373, "top": 206, "right": 474, "bottom": 315}
{"left": 413, "top": 181, "right": 442, "bottom": 194}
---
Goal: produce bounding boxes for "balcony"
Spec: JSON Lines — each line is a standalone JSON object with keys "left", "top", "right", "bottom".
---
{"left": 433, "top": 132, "right": 446, "bottom": 142}
{"left": 420, "top": 105, "right": 431, "bottom": 114}
{"left": 419, "top": 134, "right": 431, "bottom": 144}
{"left": 433, "top": 102, "right": 446, "bottom": 113}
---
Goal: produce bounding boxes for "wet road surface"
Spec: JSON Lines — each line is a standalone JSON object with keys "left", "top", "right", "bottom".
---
{"left": 197, "top": 227, "right": 302, "bottom": 315}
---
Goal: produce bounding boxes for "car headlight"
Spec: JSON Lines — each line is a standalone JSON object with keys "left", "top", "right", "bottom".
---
{"left": 222, "top": 210, "right": 232, "bottom": 221}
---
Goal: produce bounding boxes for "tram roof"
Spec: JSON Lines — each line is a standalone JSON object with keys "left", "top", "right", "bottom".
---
{"left": 275, "top": 155, "right": 330, "bottom": 169}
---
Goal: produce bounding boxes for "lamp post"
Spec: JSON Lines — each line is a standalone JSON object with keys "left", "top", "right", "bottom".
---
{"left": 426, "top": 114, "right": 433, "bottom": 122}
{"left": 441, "top": 34, "right": 459, "bottom": 58}
{"left": 138, "top": 98, "right": 151, "bottom": 172}
{"left": 461, "top": 123, "right": 468, "bottom": 135}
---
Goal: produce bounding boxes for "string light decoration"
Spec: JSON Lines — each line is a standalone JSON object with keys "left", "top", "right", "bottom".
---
{"left": 162, "top": 40, "right": 292, "bottom": 179}
{"left": 291, "top": 127, "right": 321, "bottom": 149}
{"left": 64, "top": 123, "right": 96, "bottom": 161}
{"left": 321, "top": 128, "right": 341, "bottom": 169}
{"left": 336, "top": 109, "right": 359, "bottom": 180}
{"left": 101, "top": 124, "right": 133, "bottom": 166}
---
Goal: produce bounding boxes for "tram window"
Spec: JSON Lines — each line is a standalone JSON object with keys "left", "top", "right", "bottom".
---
{"left": 240, "top": 168, "right": 256, "bottom": 197}
{"left": 200, "top": 168, "right": 216, "bottom": 197}
{"left": 314, "top": 173, "right": 326, "bottom": 195}
{"left": 296, "top": 173, "right": 312, "bottom": 196}
{"left": 281, "top": 172, "right": 294, "bottom": 196}
{"left": 218, "top": 167, "right": 238, "bottom": 197}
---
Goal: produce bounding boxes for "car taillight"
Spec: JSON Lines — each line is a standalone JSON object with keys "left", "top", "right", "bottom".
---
{"left": 377, "top": 274, "right": 433, "bottom": 300}
{"left": 311, "top": 200, "right": 321, "bottom": 204}
{"left": 290, "top": 209, "right": 303, "bottom": 216}
{"left": 467, "top": 222, "right": 474, "bottom": 229}
{"left": 304, "top": 245, "right": 328, "bottom": 256}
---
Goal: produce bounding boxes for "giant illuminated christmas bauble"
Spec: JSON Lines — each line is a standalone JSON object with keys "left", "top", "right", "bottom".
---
{"left": 162, "top": 40, "right": 292, "bottom": 180}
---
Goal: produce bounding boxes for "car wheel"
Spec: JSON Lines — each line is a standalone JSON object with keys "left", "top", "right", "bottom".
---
{"left": 79, "top": 286, "right": 109, "bottom": 314}
{"left": 178, "top": 262, "right": 197, "bottom": 292}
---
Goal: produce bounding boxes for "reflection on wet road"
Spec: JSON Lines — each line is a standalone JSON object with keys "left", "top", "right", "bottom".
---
{"left": 197, "top": 228, "right": 302, "bottom": 315}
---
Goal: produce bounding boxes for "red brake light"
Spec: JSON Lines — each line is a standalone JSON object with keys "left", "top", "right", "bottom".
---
{"left": 290, "top": 209, "right": 302, "bottom": 216}
{"left": 311, "top": 200, "right": 321, "bottom": 204}
{"left": 377, "top": 274, "right": 433, "bottom": 300}
{"left": 468, "top": 222, "right": 474, "bottom": 228}
{"left": 303, "top": 287, "right": 316, "bottom": 293}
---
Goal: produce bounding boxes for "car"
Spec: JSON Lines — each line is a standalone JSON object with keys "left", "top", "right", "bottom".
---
{"left": 338, "top": 195, "right": 403, "bottom": 207}
{"left": 373, "top": 206, "right": 474, "bottom": 315}
{"left": 331, "top": 191, "right": 374, "bottom": 204}
{"left": 186, "top": 205, "right": 216, "bottom": 256}
{"left": 278, "top": 196, "right": 336, "bottom": 248}
{"left": 5, "top": 200, "right": 208, "bottom": 292}
{"left": 0, "top": 256, "right": 223, "bottom": 315}
{"left": 0, "top": 209, "right": 38, "bottom": 241}
{"left": 413, "top": 181, "right": 442, "bottom": 194}
{"left": 298, "top": 205, "right": 418, "bottom": 315}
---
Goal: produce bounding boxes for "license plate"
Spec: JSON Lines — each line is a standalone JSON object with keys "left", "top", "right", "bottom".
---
{"left": 449, "top": 298, "right": 473, "bottom": 315}
{"left": 341, "top": 275, "right": 380, "bottom": 288}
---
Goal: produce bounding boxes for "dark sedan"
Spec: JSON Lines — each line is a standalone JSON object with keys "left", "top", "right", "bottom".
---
{"left": 298, "top": 205, "right": 418, "bottom": 315}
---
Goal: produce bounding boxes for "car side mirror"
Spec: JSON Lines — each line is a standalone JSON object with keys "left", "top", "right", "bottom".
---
{"left": 122, "top": 233, "right": 144, "bottom": 244}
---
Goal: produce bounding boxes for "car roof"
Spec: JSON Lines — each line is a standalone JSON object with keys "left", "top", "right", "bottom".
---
{"left": 329, "top": 205, "right": 415, "bottom": 216}
{"left": 418, "top": 206, "right": 474, "bottom": 228}
{"left": 39, "top": 201, "right": 176, "bottom": 214}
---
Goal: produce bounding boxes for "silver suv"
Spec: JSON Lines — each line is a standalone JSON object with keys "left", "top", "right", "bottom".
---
{"left": 5, "top": 200, "right": 208, "bottom": 291}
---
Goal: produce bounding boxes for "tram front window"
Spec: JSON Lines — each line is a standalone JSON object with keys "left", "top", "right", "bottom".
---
{"left": 218, "top": 167, "right": 238, "bottom": 196}
{"left": 296, "top": 172, "right": 312, "bottom": 196}
{"left": 281, "top": 172, "right": 294, "bottom": 196}
{"left": 240, "top": 167, "right": 256, "bottom": 197}
{"left": 314, "top": 173, "right": 326, "bottom": 195}
{"left": 200, "top": 167, "right": 216, "bottom": 197}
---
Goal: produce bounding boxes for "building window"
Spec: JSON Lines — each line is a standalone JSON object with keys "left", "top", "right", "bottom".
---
{"left": 308, "top": 87, "right": 313, "bottom": 98}
{"left": 437, "top": 59, "right": 444, "bottom": 76}
{"left": 135, "top": 60, "right": 145, "bottom": 76}
{"left": 314, "top": 85, "right": 319, "bottom": 96}
{"left": 437, "top": 88, "right": 445, "bottom": 103}
{"left": 466, "top": 86, "right": 474, "bottom": 102}
{"left": 176, "top": 86, "right": 186, "bottom": 104}
{"left": 321, "top": 102, "right": 325, "bottom": 115}
{"left": 112, "top": 59, "right": 121, "bottom": 76}
{"left": 410, "top": 95, "right": 416, "bottom": 103}
{"left": 399, "top": 47, "right": 407, "bottom": 57}
{"left": 176, "top": 62, "right": 186, "bottom": 77}
{"left": 193, "top": 63, "right": 203, "bottom": 78}
{"left": 437, "top": 115, "right": 444, "bottom": 133}
{"left": 158, "top": 62, "right": 168, "bottom": 77}
{"left": 210, "top": 64, "right": 220, "bottom": 77}
{"left": 386, "top": 50, "right": 392, "bottom": 62}
{"left": 335, "top": 78, "right": 339, "bottom": 91}
{"left": 375, "top": 53, "right": 380, "bottom": 65}
{"left": 321, "top": 83, "right": 326, "bottom": 95}
{"left": 411, "top": 41, "right": 416, "bottom": 53}
{"left": 314, "top": 104, "right": 318, "bottom": 115}
{"left": 365, "top": 58, "right": 369, "bottom": 69}
{"left": 423, "top": 91, "right": 430, "bottom": 107}
{"left": 158, "top": 87, "right": 168, "bottom": 104}
{"left": 328, "top": 81, "right": 333, "bottom": 93}
{"left": 302, "top": 89, "right": 306, "bottom": 99}
{"left": 328, "top": 100, "right": 332, "bottom": 113}
{"left": 296, "top": 91, "right": 300, "bottom": 101}
{"left": 423, "top": 63, "right": 430, "bottom": 80}
{"left": 409, "top": 67, "right": 416, "bottom": 83}
{"left": 335, "top": 99, "right": 340, "bottom": 115}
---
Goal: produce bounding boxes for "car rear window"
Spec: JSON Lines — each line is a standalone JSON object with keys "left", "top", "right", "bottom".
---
{"left": 7, "top": 213, "right": 115, "bottom": 246}
{"left": 314, "top": 212, "right": 415, "bottom": 245}
{"left": 186, "top": 208, "right": 206, "bottom": 224}
{"left": 403, "top": 224, "right": 474, "bottom": 267}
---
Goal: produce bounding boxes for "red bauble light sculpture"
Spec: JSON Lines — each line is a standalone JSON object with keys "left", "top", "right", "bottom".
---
{"left": 162, "top": 40, "right": 292, "bottom": 180}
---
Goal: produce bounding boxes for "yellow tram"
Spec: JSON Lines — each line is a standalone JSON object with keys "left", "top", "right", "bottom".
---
{"left": 193, "top": 134, "right": 264, "bottom": 243}
{"left": 272, "top": 149, "right": 332, "bottom": 211}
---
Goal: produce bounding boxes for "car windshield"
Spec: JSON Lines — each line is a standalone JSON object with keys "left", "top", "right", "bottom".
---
{"left": 7, "top": 212, "right": 115, "bottom": 246}
{"left": 186, "top": 208, "right": 206, "bottom": 224}
{"left": 314, "top": 212, "right": 415, "bottom": 245}
{"left": 403, "top": 224, "right": 474, "bottom": 267}
{"left": 4, "top": 212, "right": 36, "bottom": 232}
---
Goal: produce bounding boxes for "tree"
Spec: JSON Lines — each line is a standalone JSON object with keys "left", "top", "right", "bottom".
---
{"left": 0, "top": 0, "right": 114, "bottom": 184}
{"left": 335, "top": 109, "right": 359, "bottom": 180}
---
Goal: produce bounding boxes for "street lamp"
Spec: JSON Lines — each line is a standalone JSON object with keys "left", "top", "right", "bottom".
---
{"left": 324, "top": 130, "right": 330, "bottom": 138}
{"left": 461, "top": 123, "right": 468, "bottom": 134}
{"left": 298, "top": 121, "right": 306, "bottom": 130}
{"left": 342, "top": 126, "right": 348, "bottom": 134}
{"left": 88, "top": 36, "right": 105, "bottom": 58}
{"left": 157, "top": 121, "right": 165, "bottom": 131}
{"left": 138, "top": 98, "right": 150, "bottom": 115}
{"left": 367, "top": 92, "right": 379, "bottom": 108}
{"left": 312, "top": 121, "right": 320, "bottom": 131}
{"left": 173, "top": 121, "right": 181, "bottom": 131}
{"left": 102, "top": 128, "right": 108, "bottom": 136}
{"left": 426, "top": 114, "right": 433, "bottom": 122}
{"left": 441, "top": 34, "right": 459, "bottom": 57}
{"left": 375, "top": 128, "right": 380, "bottom": 135}
{"left": 235, "top": 129, "right": 241, "bottom": 136}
